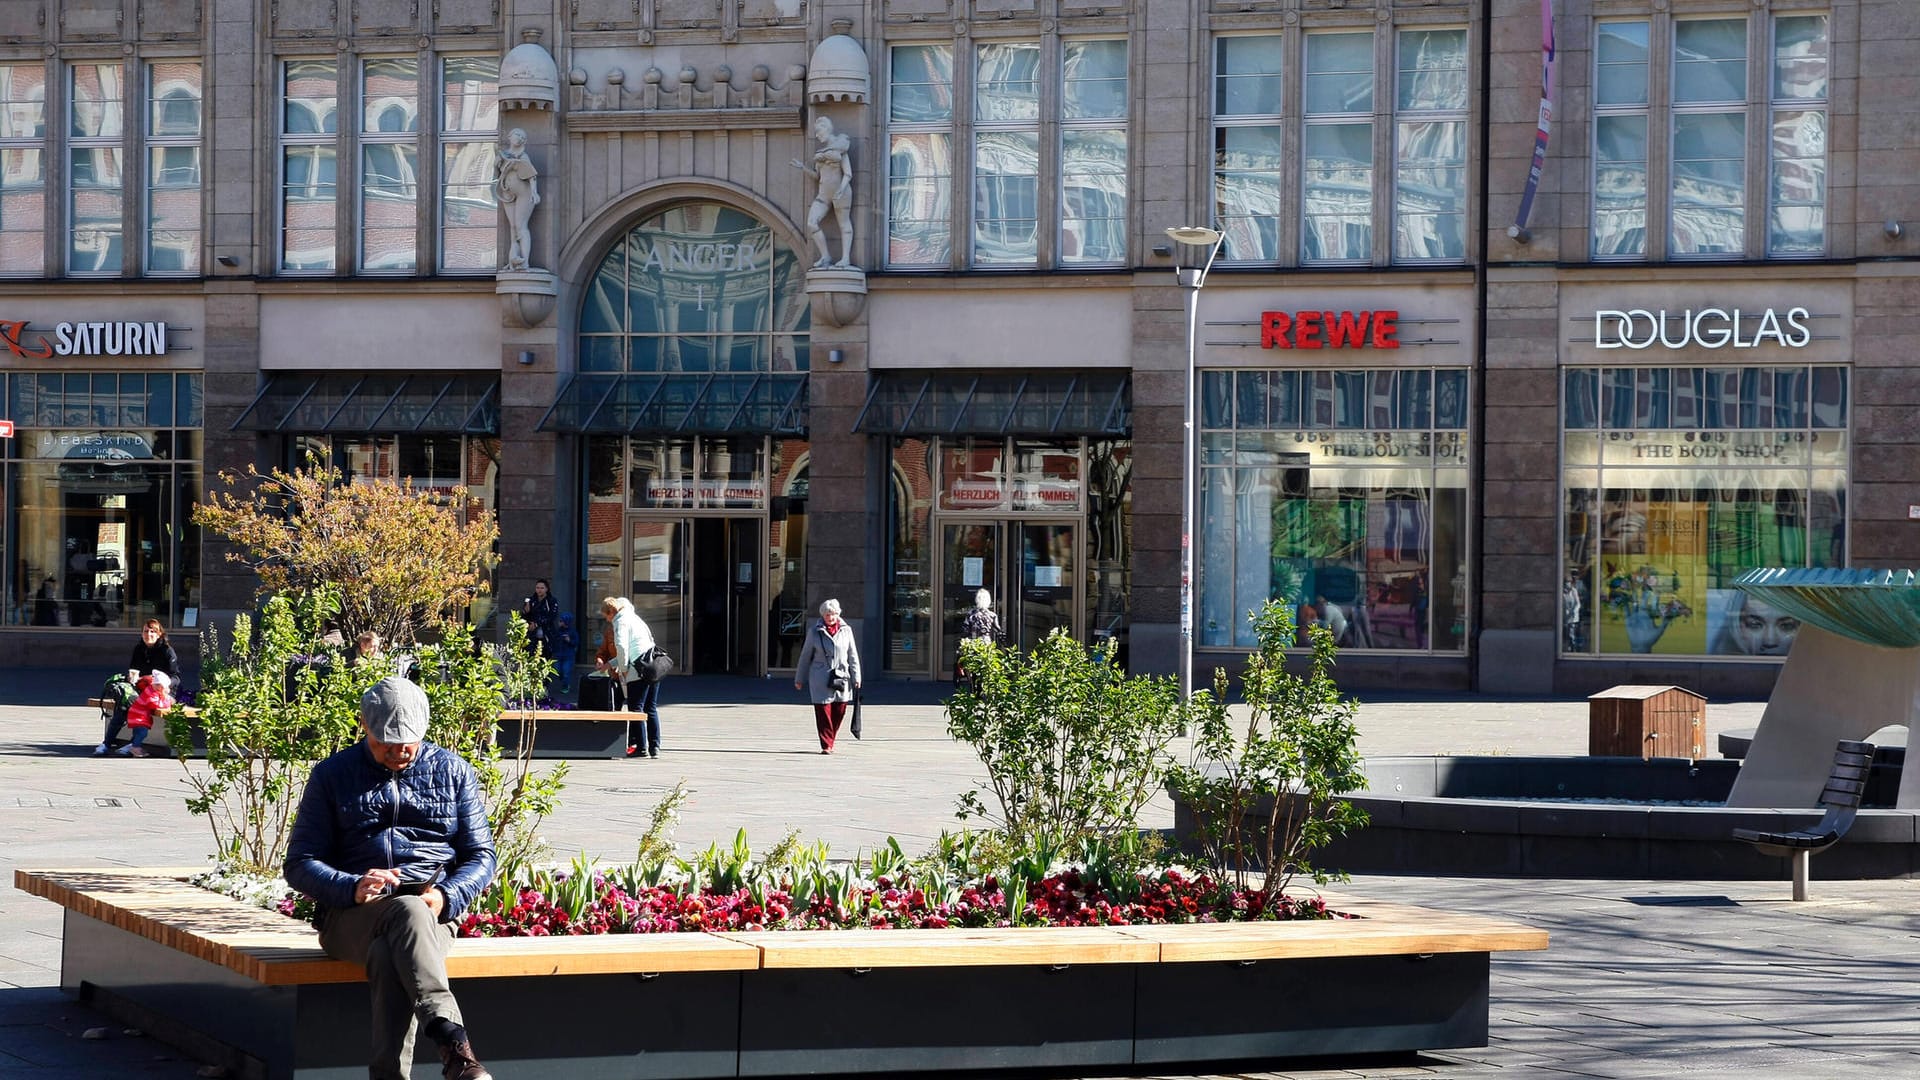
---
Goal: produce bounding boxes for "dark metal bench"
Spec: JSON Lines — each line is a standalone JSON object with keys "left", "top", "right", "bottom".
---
{"left": 1732, "top": 739, "right": 1873, "bottom": 901}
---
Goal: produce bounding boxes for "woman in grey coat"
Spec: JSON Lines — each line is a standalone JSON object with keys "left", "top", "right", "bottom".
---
{"left": 793, "top": 598, "right": 862, "bottom": 753}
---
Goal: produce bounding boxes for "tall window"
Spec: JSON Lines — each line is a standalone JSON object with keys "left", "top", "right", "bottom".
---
{"left": 886, "top": 44, "right": 954, "bottom": 267}
{"left": 1670, "top": 18, "right": 1746, "bottom": 257}
{"left": 360, "top": 58, "right": 419, "bottom": 272}
{"left": 145, "top": 62, "right": 201, "bottom": 274}
{"left": 1592, "top": 21, "right": 1649, "bottom": 258}
{"left": 439, "top": 56, "right": 499, "bottom": 271}
{"left": 1769, "top": 14, "right": 1828, "bottom": 256}
{"left": 280, "top": 59, "right": 339, "bottom": 272}
{"left": 1394, "top": 29, "right": 1468, "bottom": 261}
{"left": 1591, "top": 15, "right": 1829, "bottom": 261}
{"left": 0, "top": 64, "right": 46, "bottom": 275}
{"left": 973, "top": 41, "right": 1042, "bottom": 267}
{"left": 1059, "top": 38, "right": 1127, "bottom": 265}
{"left": 68, "top": 63, "right": 124, "bottom": 275}
{"left": 1301, "top": 32, "right": 1373, "bottom": 263}
{"left": 1212, "top": 35, "right": 1284, "bottom": 263}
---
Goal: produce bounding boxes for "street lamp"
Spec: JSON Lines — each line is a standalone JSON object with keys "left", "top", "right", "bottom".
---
{"left": 1166, "top": 225, "right": 1223, "bottom": 700}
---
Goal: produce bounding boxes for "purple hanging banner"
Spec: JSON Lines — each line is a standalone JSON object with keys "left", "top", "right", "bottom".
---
{"left": 1512, "top": 0, "right": 1556, "bottom": 233}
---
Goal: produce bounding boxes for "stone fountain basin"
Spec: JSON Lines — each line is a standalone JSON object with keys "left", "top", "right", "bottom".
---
{"left": 1173, "top": 756, "right": 1920, "bottom": 881}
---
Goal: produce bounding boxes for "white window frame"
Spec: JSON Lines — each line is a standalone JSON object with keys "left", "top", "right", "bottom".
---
{"left": 884, "top": 43, "right": 956, "bottom": 270}
{"left": 437, "top": 54, "right": 498, "bottom": 274}
{"left": 278, "top": 57, "right": 339, "bottom": 274}
{"left": 0, "top": 63, "right": 47, "bottom": 276}
{"left": 1590, "top": 19, "right": 1651, "bottom": 260}
{"left": 356, "top": 55, "right": 420, "bottom": 274}
{"left": 1391, "top": 26, "right": 1469, "bottom": 265}
{"left": 1057, "top": 36, "right": 1128, "bottom": 268}
{"left": 1668, "top": 16, "right": 1748, "bottom": 259}
{"left": 1766, "top": 13, "right": 1829, "bottom": 259}
{"left": 1300, "top": 29, "right": 1375, "bottom": 265}
{"left": 66, "top": 62, "right": 125, "bottom": 277}
{"left": 1210, "top": 32, "right": 1287, "bottom": 265}
{"left": 143, "top": 60, "right": 201, "bottom": 276}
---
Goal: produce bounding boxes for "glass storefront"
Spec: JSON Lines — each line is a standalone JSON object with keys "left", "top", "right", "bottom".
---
{"left": 582, "top": 435, "right": 808, "bottom": 675}
{"left": 3, "top": 372, "right": 202, "bottom": 629}
{"left": 1197, "top": 367, "right": 1470, "bottom": 652}
{"left": 286, "top": 433, "right": 501, "bottom": 630}
{"left": 886, "top": 436, "right": 1131, "bottom": 675}
{"left": 1560, "top": 365, "right": 1847, "bottom": 658}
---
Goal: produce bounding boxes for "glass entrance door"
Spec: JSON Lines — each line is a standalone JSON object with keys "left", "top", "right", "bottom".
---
{"left": 937, "top": 519, "right": 1080, "bottom": 677}
{"left": 630, "top": 516, "right": 763, "bottom": 676}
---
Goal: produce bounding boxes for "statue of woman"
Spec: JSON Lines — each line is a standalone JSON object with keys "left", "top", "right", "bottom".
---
{"left": 790, "top": 116, "right": 854, "bottom": 268}
{"left": 495, "top": 127, "right": 541, "bottom": 271}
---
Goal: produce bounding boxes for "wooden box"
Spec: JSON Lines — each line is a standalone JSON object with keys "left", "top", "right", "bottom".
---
{"left": 1587, "top": 685, "right": 1706, "bottom": 762}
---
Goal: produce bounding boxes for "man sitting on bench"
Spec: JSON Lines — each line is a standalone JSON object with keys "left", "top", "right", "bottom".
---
{"left": 285, "top": 678, "right": 498, "bottom": 1080}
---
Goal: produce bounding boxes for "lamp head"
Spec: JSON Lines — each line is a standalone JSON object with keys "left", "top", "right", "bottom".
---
{"left": 1164, "top": 226, "right": 1224, "bottom": 287}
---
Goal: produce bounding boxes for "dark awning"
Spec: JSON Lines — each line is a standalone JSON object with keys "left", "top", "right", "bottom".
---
{"left": 536, "top": 372, "right": 809, "bottom": 435}
{"left": 231, "top": 373, "right": 500, "bottom": 435}
{"left": 853, "top": 372, "right": 1130, "bottom": 437}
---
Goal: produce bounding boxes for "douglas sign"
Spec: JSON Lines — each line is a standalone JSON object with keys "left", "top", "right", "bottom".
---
{"left": 1593, "top": 307, "right": 1812, "bottom": 350}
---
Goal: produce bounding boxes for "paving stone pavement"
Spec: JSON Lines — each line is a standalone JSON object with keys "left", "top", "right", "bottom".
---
{"left": 2, "top": 669, "right": 1916, "bottom": 1079}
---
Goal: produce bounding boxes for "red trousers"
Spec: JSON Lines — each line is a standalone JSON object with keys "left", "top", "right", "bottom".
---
{"left": 813, "top": 701, "right": 847, "bottom": 751}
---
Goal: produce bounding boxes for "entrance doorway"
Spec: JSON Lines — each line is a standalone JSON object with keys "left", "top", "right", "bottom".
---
{"left": 936, "top": 519, "right": 1080, "bottom": 677}
{"left": 628, "top": 516, "right": 762, "bottom": 675}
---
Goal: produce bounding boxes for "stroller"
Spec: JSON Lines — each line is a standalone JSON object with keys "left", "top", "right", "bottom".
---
{"left": 94, "top": 673, "right": 139, "bottom": 752}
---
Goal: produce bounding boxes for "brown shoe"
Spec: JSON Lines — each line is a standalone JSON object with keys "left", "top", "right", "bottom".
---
{"left": 425, "top": 1019, "right": 492, "bottom": 1080}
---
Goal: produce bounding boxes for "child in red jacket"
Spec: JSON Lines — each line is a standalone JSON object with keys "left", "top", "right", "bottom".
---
{"left": 117, "top": 672, "right": 174, "bottom": 758}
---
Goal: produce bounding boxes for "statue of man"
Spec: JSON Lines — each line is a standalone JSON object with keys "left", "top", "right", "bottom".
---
{"left": 790, "top": 116, "right": 854, "bottom": 269}
{"left": 495, "top": 128, "right": 541, "bottom": 271}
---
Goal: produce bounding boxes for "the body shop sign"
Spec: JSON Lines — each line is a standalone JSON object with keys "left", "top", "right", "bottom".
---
{"left": 0, "top": 320, "right": 177, "bottom": 359}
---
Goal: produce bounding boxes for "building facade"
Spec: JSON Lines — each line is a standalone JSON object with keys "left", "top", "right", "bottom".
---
{"left": 0, "top": 0, "right": 1912, "bottom": 696}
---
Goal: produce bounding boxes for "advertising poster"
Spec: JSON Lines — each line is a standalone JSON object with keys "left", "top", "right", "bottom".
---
{"left": 1595, "top": 496, "right": 1709, "bottom": 655}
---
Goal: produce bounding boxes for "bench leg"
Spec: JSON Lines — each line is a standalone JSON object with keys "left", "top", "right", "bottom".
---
{"left": 1791, "top": 850, "right": 1810, "bottom": 902}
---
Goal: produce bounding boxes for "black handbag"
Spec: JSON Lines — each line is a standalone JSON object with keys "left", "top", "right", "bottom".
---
{"left": 850, "top": 692, "right": 862, "bottom": 740}
{"left": 640, "top": 647, "right": 675, "bottom": 683}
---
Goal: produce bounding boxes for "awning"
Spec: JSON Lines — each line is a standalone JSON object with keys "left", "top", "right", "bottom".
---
{"left": 231, "top": 373, "right": 500, "bottom": 435}
{"left": 853, "top": 372, "right": 1130, "bottom": 437}
{"left": 537, "top": 372, "right": 808, "bottom": 435}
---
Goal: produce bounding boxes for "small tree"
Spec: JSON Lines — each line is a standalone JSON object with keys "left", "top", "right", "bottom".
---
{"left": 193, "top": 460, "right": 500, "bottom": 646}
{"left": 946, "top": 629, "right": 1192, "bottom": 863}
{"left": 1167, "top": 600, "right": 1368, "bottom": 904}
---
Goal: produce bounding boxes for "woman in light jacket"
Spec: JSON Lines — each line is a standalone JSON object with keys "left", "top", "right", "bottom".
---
{"left": 601, "top": 596, "right": 662, "bottom": 758}
{"left": 793, "top": 598, "right": 862, "bottom": 754}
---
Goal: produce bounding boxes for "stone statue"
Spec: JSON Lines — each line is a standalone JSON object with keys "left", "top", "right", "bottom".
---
{"left": 790, "top": 116, "right": 854, "bottom": 269}
{"left": 495, "top": 127, "right": 541, "bottom": 271}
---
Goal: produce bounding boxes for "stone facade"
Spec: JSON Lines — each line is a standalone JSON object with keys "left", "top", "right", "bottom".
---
{"left": 0, "top": 0, "right": 1910, "bottom": 698}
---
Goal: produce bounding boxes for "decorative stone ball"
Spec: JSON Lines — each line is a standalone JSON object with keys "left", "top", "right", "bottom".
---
{"left": 644, "top": 67, "right": 664, "bottom": 85}
{"left": 752, "top": 64, "right": 771, "bottom": 83}
{"left": 568, "top": 68, "right": 587, "bottom": 85}
{"left": 679, "top": 66, "right": 698, "bottom": 85}
{"left": 606, "top": 68, "right": 625, "bottom": 86}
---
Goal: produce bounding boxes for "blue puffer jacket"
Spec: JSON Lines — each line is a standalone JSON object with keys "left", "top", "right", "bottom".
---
{"left": 284, "top": 741, "right": 497, "bottom": 921}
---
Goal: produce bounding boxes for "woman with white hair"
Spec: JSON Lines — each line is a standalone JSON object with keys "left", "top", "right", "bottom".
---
{"left": 793, "top": 598, "right": 862, "bottom": 753}
{"left": 599, "top": 596, "right": 663, "bottom": 758}
{"left": 956, "top": 589, "right": 1001, "bottom": 687}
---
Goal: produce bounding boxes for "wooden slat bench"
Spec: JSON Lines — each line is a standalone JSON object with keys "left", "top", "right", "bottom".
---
{"left": 496, "top": 708, "right": 636, "bottom": 759}
{"left": 18, "top": 867, "right": 1547, "bottom": 1080}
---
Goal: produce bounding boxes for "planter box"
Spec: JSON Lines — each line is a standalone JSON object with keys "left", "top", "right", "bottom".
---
{"left": 17, "top": 868, "right": 1546, "bottom": 1080}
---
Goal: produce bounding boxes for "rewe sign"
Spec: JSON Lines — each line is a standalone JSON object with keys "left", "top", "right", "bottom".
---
{"left": 1259, "top": 310, "right": 1400, "bottom": 350}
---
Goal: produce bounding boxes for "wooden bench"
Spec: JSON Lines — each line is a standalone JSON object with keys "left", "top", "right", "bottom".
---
{"left": 18, "top": 867, "right": 1546, "bottom": 1080}
{"left": 496, "top": 708, "right": 634, "bottom": 759}
{"left": 1732, "top": 739, "right": 1874, "bottom": 901}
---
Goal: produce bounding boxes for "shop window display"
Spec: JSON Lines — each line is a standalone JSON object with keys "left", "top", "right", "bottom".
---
{"left": 4, "top": 373, "right": 202, "bottom": 629}
{"left": 1196, "top": 368, "right": 1469, "bottom": 652}
{"left": 1560, "top": 365, "right": 1846, "bottom": 658}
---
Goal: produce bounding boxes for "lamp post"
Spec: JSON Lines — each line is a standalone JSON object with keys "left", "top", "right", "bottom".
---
{"left": 1165, "top": 225, "right": 1223, "bottom": 700}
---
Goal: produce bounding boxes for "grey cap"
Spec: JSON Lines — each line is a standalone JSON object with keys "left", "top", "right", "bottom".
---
{"left": 361, "top": 677, "right": 430, "bottom": 743}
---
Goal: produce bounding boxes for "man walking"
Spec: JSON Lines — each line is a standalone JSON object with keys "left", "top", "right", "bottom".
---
{"left": 285, "top": 677, "right": 498, "bottom": 1080}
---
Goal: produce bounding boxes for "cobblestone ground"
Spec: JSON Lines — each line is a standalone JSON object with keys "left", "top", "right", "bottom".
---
{"left": 3, "top": 672, "right": 1914, "bottom": 1079}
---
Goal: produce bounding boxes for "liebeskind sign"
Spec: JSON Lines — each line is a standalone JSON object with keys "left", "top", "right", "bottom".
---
{"left": 1259, "top": 310, "right": 1399, "bottom": 350}
{"left": 0, "top": 320, "right": 176, "bottom": 359}
{"left": 1593, "top": 307, "right": 1812, "bottom": 350}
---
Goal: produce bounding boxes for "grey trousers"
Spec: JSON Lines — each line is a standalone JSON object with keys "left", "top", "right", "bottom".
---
{"left": 318, "top": 894, "right": 464, "bottom": 1080}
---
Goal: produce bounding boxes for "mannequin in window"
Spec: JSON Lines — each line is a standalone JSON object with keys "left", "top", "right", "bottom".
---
{"left": 790, "top": 116, "right": 854, "bottom": 269}
{"left": 495, "top": 128, "right": 541, "bottom": 271}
